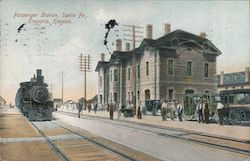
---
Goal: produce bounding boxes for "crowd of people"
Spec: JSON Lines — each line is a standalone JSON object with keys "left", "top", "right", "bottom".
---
{"left": 76, "top": 99, "right": 225, "bottom": 125}
{"left": 160, "top": 100, "right": 183, "bottom": 121}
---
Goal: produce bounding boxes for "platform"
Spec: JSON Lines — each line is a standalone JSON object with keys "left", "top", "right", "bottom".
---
{"left": 0, "top": 107, "right": 60, "bottom": 161}
{"left": 59, "top": 108, "right": 250, "bottom": 142}
{"left": 0, "top": 106, "right": 162, "bottom": 161}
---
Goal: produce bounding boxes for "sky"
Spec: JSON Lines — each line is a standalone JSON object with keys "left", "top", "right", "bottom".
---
{"left": 0, "top": 0, "right": 249, "bottom": 103}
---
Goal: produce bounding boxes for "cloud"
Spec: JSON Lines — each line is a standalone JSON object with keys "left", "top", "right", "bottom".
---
{"left": 94, "top": 8, "right": 115, "bottom": 21}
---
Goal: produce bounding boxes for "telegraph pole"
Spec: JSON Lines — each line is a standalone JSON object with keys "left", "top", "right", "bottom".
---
{"left": 79, "top": 54, "right": 91, "bottom": 110}
{"left": 123, "top": 25, "right": 143, "bottom": 110}
{"left": 61, "top": 72, "right": 64, "bottom": 105}
{"left": 50, "top": 83, "right": 53, "bottom": 100}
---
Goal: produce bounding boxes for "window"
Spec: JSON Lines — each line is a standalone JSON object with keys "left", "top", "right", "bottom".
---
{"left": 114, "top": 93, "right": 117, "bottom": 102}
{"left": 128, "top": 68, "right": 130, "bottom": 80}
{"left": 137, "top": 65, "right": 140, "bottom": 78}
{"left": 110, "top": 70, "right": 112, "bottom": 82}
{"left": 99, "top": 76, "right": 102, "bottom": 86}
{"left": 106, "top": 74, "right": 109, "bottom": 87}
{"left": 245, "top": 93, "right": 250, "bottom": 104}
{"left": 168, "top": 89, "right": 174, "bottom": 100}
{"left": 100, "top": 95, "right": 102, "bottom": 104}
{"left": 145, "top": 89, "right": 150, "bottom": 100}
{"left": 185, "top": 90, "right": 194, "bottom": 95}
{"left": 168, "top": 59, "right": 174, "bottom": 76}
{"left": 204, "top": 63, "right": 208, "bottom": 77}
{"left": 229, "top": 95, "right": 234, "bottom": 104}
{"left": 187, "top": 47, "right": 192, "bottom": 51}
{"left": 225, "top": 96, "right": 228, "bottom": 104}
{"left": 187, "top": 62, "right": 192, "bottom": 76}
{"left": 128, "top": 92, "right": 130, "bottom": 102}
{"left": 114, "top": 69, "right": 118, "bottom": 81}
{"left": 146, "top": 62, "right": 149, "bottom": 76}
{"left": 137, "top": 91, "right": 140, "bottom": 101}
{"left": 237, "top": 93, "right": 244, "bottom": 104}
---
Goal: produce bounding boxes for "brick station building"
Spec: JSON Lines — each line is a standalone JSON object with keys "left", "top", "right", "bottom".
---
{"left": 95, "top": 24, "right": 222, "bottom": 107}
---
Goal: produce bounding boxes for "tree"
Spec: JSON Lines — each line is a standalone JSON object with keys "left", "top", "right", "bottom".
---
{"left": 78, "top": 97, "right": 86, "bottom": 105}
{"left": 88, "top": 95, "right": 97, "bottom": 103}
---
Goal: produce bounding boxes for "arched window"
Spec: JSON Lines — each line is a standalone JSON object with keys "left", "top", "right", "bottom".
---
{"left": 128, "top": 68, "right": 130, "bottom": 80}
{"left": 168, "top": 89, "right": 174, "bottom": 100}
{"left": 187, "top": 62, "right": 192, "bottom": 76}
{"left": 146, "top": 62, "right": 149, "bottom": 76}
{"left": 185, "top": 89, "right": 194, "bottom": 95}
{"left": 168, "top": 59, "right": 174, "bottom": 76}
{"left": 204, "top": 63, "right": 209, "bottom": 77}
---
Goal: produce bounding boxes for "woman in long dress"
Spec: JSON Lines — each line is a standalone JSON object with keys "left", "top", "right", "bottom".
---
{"left": 204, "top": 101, "right": 209, "bottom": 124}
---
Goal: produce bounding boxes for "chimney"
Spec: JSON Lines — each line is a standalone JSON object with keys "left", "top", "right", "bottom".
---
{"left": 116, "top": 39, "right": 122, "bottom": 51}
{"left": 200, "top": 32, "right": 206, "bottom": 38}
{"left": 164, "top": 23, "right": 171, "bottom": 35}
{"left": 146, "top": 24, "right": 153, "bottom": 39}
{"left": 100, "top": 53, "right": 105, "bottom": 62}
{"left": 245, "top": 67, "right": 249, "bottom": 82}
{"left": 220, "top": 71, "right": 224, "bottom": 85}
{"left": 125, "top": 42, "right": 130, "bottom": 52}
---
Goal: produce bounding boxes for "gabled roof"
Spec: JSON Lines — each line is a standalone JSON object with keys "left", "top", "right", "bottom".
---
{"left": 95, "top": 61, "right": 109, "bottom": 71}
{"left": 96, "top": 29, "right": 222, "bottom": 71}
{"left": 112, "top": 51, "right": 132, "bottom": 60}
{"left": 141, "top": 29, "right": 221, "bottom": 55}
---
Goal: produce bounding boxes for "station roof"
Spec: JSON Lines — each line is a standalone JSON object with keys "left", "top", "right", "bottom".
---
{"left": 96, "top": 29, "right": 222, "bottom": 71}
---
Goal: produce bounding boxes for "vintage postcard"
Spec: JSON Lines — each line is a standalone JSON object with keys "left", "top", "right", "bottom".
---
{"left": 0, "top": 1, "right": 249, "bottom": 161}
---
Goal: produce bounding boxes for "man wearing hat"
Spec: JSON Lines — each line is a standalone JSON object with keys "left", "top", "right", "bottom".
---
{"left": 217, "top": 100, "right": 224, "bottom": 125}
{"left": 176, "top": 100, "right": 183, "bottom": 121}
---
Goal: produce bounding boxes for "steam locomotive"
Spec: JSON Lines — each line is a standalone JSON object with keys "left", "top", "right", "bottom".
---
{"left": 15, "top": 69, "right": 53, "bottom": 121}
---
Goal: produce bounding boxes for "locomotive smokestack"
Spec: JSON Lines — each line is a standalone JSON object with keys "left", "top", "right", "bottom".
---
{"left": 37, "top": 69, "right": 42, "bottom": 76}
{"left": 36, "top": 69, "right": 44, "bottom": 83}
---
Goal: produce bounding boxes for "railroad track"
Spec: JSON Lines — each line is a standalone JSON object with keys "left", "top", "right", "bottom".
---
{"left": 31, "top": 120, "right": 161, "bottom": 161}
{"left": 31, "top": 122, "right": 71, "bottom": 161}
{"left": 54, "top": 122, "right": 137, "bottom": 161}
{"left": 113, "top": 122, "right": 250, "bottom": 157}
{"left": 56, "top": 111, "right": 250, "bottom": 157}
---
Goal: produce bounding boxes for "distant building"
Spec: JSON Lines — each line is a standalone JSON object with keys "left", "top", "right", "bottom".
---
{"left": 0, "top": 96, "right": 6, "bottom": 106}
{"left": 64, "top": 100, "right": 77, "bottom": 110}
{"left": 217, "top": 67, "right": 250, "bottom": 93}
{"left": 53, "top": 98, "right": 62, "bottom": 108}
{"left": 96, "top": 24, "right": 221, "bottom": 107}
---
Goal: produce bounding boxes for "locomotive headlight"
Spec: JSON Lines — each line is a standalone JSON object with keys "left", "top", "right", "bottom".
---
{"left": 31, "top": 85, "right": 49, "bottom": 103}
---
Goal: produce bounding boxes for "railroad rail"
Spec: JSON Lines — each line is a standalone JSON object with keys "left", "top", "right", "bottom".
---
{"left": 31, "top": 122, "right": 70, "bottom": 161}
{"left": 57, "top": 111, "right": 250, "bottom": 157}
{"left": 54, "top": 122, "right": 137, "bottom": 161}
{"left": 31, "top": 120, "right": 161, "bottom": 161}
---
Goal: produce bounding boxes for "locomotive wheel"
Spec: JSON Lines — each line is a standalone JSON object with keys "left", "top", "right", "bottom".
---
{"left": 229, "top": 109, "right": 246, "bottom": 125}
